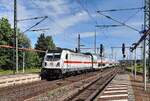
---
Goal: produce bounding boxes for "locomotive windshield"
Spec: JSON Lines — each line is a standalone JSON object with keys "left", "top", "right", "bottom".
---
{"left": 46, "top": 53, "right": 61, "bottom": 61}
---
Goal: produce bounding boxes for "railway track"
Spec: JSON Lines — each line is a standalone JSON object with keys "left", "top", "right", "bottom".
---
{"left": 63, "top": 68, "right": 119, "bottom": 101}
{"left": 24, "top": 67, "right": 119, "bottom": 101}
{"left": 0, "top": 69, "right": 112, "bottom": 101}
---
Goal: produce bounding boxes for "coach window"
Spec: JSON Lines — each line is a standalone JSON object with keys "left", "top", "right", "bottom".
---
{"left": 66, "top": 54, "right": 68, "bottom": 60}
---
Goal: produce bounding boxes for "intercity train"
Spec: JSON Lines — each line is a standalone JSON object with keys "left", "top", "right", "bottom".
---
{"left": 40, "top": 49, "right": 118, "bottom": 80}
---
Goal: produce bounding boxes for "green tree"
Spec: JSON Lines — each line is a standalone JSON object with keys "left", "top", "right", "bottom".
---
{"left": 0, "top": 17, "right": 14, "bottom": 69}
{"left": 35, "top": 33, "right": 56, "bottom": 66}
{"left": 45, "top": 36, "right": 56, "bottom": 50}
{"left": 0, "top": 17, "right": 40, "bottom": 70}
{"left": 35, "top": 33, "right": 56, "bottom": 51}
{"left": 35, "top": 34, "right": 46, "bottom": 51}
{"left": 0, "top": 17, "right": 13, "bottom": 45}
{"left": 18, "top": 32, "right": 31, "bottom": 48}
{"left": 25, "top": 51, "right": 40, "bottom": 68}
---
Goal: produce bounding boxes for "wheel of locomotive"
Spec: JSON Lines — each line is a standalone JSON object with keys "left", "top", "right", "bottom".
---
{"left": 40, "top": 69, "right": 47, "bottom": 80}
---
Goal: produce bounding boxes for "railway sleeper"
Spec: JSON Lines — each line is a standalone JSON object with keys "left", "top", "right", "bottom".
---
{"left": 65, "top": 69, "right": 118, "bottom": 101}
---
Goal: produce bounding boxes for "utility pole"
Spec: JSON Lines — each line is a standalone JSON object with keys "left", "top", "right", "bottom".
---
{"left": 143, "top": 39, "right": 147, "bottom": 90}
{"left": 134, "top": 49, "right": 137, "bottom": 79}
{"left": 23, "top": 51, "right": 25, "bottom": 73}
{"left": 94, "top": 30, "right": 96, "bottom": 54}
{"left": 14, "top": 0, "right": 18, "bottom": 73}
{"left": 131, "top": 52, "right": 134, "bottom": 76}
{"left": 78, "top": 34, "right": 80, "bottom": 53}
{"left": 148, "top": 0, "right": 150, "bottom": 81}
{"left": 143, "top": 0, "right": 150, "bottom": 91}
{"left": 114, "top": 52, "right": 117, "bottom": 62}
{"left": 111, "top": 47, "right": 114, "bottom": 59}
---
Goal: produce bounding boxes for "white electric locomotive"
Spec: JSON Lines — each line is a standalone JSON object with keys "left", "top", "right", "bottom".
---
{"left": 40, "top": 49, "right": 94, "bottom": 79}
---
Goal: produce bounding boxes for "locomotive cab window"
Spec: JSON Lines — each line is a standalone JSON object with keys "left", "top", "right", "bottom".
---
{"left": 46, "top": 55, "right": 53, "bottom": 61}
{"left": 46, "top": 53, "right": 61, "bottom": 61}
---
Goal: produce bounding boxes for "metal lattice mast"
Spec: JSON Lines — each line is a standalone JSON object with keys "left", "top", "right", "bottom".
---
{"left": 142, "top": 0, "right": 150, "bottom": 91}
{"left": 144, "top": 0, "right": 150, "bottom": 30}
{"left": 14, "top": 0, "right": 18, "bottom": 73}
{"left": 144, "top": 0, "right": 150, "bottom": 80}
{"left": 148, "top": 0, "right": 150, "bottom": 80}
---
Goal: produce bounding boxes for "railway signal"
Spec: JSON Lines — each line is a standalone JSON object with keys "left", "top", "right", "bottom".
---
{"left": 122, "top": 43, "right": 126, "bottom": 58}
{"left": 100, "top": 44, "right": 103, "bottom": 57}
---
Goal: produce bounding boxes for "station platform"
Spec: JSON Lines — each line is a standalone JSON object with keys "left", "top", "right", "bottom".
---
{"left": 0, "top": 73, "right": 40, "bottom": 88}
{"left": 95, "top": 73, "right": 135, "bottom": 101}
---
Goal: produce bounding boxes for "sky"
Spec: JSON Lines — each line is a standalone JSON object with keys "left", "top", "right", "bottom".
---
{"left": 0, "top": 0, "right": 144, "bottom": 60}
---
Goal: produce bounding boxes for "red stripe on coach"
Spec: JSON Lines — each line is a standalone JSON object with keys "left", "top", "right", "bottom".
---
{"left": 64, "top": 61, "right": 98, "bottom": 64}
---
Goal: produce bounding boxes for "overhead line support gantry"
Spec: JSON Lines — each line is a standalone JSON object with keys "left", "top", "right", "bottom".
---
{"left": 129, "top": 0, "right": 150, "bottom": 91}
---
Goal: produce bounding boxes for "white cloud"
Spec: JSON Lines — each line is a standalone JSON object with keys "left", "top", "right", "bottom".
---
{"left": 38, "top": 10, "right": 90, "bottom": 35}
{"left": 0, "top": 0, "right": 13, "bottom": 10}
{"left": 30, "top": 0, "right": 70, "bottom": 17}
{"left": 79, "top": 31, "right": 95, "bottom": 38}
{"left": 0, "top": 0, "right": 90, "bottom": 36}
{"left": 0, "top": 0, "right": 13, "bottom": 25}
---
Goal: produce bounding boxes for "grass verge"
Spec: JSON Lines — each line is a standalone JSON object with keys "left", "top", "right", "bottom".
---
{"left": 0, "top": 68, "right": 41, "bottom": 75}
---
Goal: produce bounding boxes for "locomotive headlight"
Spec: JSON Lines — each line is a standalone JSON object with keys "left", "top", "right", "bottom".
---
{"left": 56, "top": 62, "right": 60, "bottom": 67}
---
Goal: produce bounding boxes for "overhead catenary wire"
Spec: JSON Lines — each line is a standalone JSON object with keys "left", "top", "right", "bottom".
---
{"left": 30, "top": 0, "right": 76, "bottom": 44}
{"left": 22, "top": 16, "right": 48, "bottom": 33}
{"left": 78, "top": 1, "right": 144, "bottom": 54}
{"left": 95, "top": 24, "right": 123, "bottom": 28}
{"left": 30, "top": 0, "right": 65, "bottom": 30}
{"left": 17, "top": 16, "right": 48, "bottom": 22}
{"left": 75, "top": 0, "right": 98, "bottom": 24}
{"left": 97, "top": 11, "right": 141, "bottom": 33}
{"left": 97, "top": 7, "right": 144, "bottom": 12}
{"left": 123, "top": 9, "right": 142, "bottom": 23}
{"left": 76, "top": 0, "right": 109, "bottom": 48}
{"left": 96, "top": 7, "right": 142, "bottom": 45}
{"left": 84, "top": 1, "right": 111, "bottom": 40}
{"left": 29, "top": 28, "right": 50, "bottom": 32}
{"left": 76, "top": 0, "right": 100, "bottom": 53}
{"left": 95, "top": 4, "right": 143, "bottom": 43}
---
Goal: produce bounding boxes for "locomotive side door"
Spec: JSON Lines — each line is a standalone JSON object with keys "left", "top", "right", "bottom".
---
{"left": 65, "top": 53, "right": 68, "bottom": 69}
